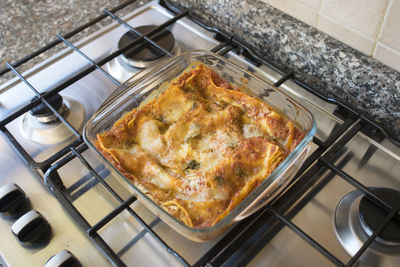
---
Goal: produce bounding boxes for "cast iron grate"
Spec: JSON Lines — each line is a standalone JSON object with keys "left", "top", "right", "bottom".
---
{"left": 0, "top": 0, "right": 399, "bottom": 266}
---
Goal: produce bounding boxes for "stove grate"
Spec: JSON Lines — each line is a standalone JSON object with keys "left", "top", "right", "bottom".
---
{"left": 1, "top": 0, "right": 399, "bottom": 266}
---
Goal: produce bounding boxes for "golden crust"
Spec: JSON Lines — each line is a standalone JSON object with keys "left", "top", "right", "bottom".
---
{"left": 96, "top": 64, "right": 304, "bottom": 228}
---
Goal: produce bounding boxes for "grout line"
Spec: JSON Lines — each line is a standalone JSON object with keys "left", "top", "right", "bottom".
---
{"left": 269, "top": 0, "right": 321, "bottom": 27}
{"left": 377, "top": 42, "right": 400, "bottom": 55}
{"left": 316, "top": 0, "right": 324, "bottom": 28}
{"left": 372, "top": 0, "right": 393, "bottom": 57}
{"left": 319, "top": 14, "right": 376, "bottom": 40}
{"left": 315, "top": 14, "right": 377, "bottom": 56}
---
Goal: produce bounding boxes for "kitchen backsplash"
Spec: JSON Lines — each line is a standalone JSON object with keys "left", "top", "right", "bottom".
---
{"left": 263, "top": 0, "right": 400, "bottom": 72}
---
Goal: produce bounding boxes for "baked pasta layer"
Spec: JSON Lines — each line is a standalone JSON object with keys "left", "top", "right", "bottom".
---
{"left": 97, "top": 64, "right": 304, "bottom": 228}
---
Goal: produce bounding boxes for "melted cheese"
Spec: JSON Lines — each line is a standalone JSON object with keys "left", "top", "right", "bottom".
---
{"left": 96, "top": 64, "right": 304, "bottom": 229}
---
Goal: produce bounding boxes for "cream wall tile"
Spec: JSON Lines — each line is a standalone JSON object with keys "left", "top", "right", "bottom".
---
{"left": 374, "top": 43, "right": 400, "bottom": 72}
{"left": 320, "top": 0, "right": 389, "bottom": 38}
{"left": 378, "top": 0, "right": 400, "bottom": 51}
{"left": 317, "top": 14, "right": 375, "bottom": 55}
{"left": 270, "top": 0, "right": 319, "bottom": 26}
{"left": 297, "top": 0, "right": 322, "bottom": 9}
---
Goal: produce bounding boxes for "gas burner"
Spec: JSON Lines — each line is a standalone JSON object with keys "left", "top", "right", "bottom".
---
{"left": 20, "top": 94, "right": 84, "bottom": 145}
{"left": 359, "top": 188, "right": 400, "bottom": 246}
{"left": 119, "top": 25, "right": 176, "bottom": 68}
{"left": 334, "top": 188, "right": 400, "bottom": 267}
{"left": 106, "top": 25, "right": 180, "bottom": 83}
{"left": 29, "top": 94, "right": 69, "bottom": 124}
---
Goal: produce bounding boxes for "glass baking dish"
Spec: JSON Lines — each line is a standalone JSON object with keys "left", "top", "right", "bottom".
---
{"left": 84, "top": 50, "right": 316, "bottom": 242}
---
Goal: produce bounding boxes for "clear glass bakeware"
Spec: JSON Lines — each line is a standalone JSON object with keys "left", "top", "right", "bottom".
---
{"left": 84, "top": 50, "right": 316, "bottom": 241}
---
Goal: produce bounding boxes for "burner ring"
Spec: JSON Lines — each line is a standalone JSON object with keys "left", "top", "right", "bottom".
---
{"left": 33, "top": 103, "right": 69, "bottom": 124}
{"left": 334, "top": 189, "right": 400, "bottom": 267}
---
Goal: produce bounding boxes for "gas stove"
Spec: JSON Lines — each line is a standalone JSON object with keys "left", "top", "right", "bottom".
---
{"left": 0, "top": 0, "right": 399, "bottom": 266}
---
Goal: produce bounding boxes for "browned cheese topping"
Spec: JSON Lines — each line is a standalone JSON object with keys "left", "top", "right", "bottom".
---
{"left": 97, "top": 64, "right": 304, "bottom": 228}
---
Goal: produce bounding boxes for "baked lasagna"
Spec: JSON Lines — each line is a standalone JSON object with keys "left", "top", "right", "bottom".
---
{"left": 97, "top": 64, "right": 304, "bottom": 228}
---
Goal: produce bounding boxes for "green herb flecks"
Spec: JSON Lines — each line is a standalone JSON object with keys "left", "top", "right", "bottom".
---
{"left": 214, "top": 175, "right": 225, "bottom": 185}
{"left": 185, "top": 160, "right": 200, "bottom": 171}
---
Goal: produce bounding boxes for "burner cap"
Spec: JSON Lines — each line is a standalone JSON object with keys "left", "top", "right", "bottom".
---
{"left": 118, "top": 25, "right": 175, "bottom": 67}
{"left": 30, "top": 94, "right": 63, "bottom": 118}
{"left": 359, "top": 188, "right": 400, "bottom": 244}
{"left": 29, "top": 93, "right": 69, "bottom": 124}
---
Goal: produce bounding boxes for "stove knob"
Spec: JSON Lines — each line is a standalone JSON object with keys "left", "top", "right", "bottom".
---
{"left": 11, "top": 210, "right": 51, "bottom": 246}
{"left": 0, "top": 183, "right": 27, "bottom": 216}
{"left": 44, "top": 250, "right": 82, "bottom": 267}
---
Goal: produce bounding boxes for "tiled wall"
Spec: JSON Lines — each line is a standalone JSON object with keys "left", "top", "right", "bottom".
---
{"left": 263, "top": 0, "right": 400, "bottom": 72}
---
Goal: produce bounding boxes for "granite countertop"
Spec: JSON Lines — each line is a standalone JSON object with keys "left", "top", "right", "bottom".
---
{"left": 0, "top": 0, "right": 149, "bottom": 83}
{"left": 1, "top": 0, "right": 399, "bottom": 142}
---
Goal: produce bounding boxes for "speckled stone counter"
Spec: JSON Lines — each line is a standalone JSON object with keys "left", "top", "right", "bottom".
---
{"left": 0, "top": 0, "right": 150, "bottom": 83}
{"left": 170, "top": 0, "right": 400, "bottom": 141}
{"left": 1, "top": 0, "right": 399, "bottom": 141}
